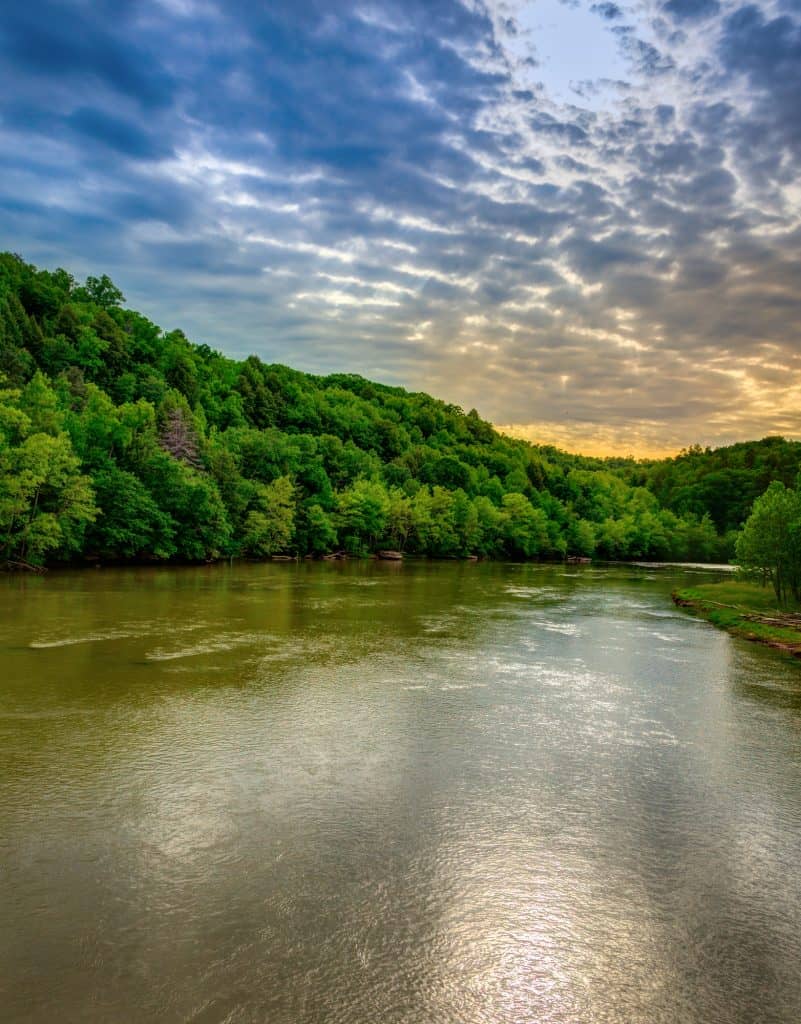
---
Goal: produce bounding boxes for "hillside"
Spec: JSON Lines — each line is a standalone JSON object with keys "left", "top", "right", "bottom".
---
{"left": 1, "top": 252, "right": 797, "bottom": 567}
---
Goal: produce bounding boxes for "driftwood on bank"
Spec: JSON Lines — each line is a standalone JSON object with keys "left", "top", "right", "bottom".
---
{"left": 673, "top": 593, "right": 801, "bottom": 627}
{"left": 741, "top": 612, "right": 801, "bottom": 627}
{"left": 4, "top": 559, "right": 47, "bottom": 574}
{"left": 672, "top": 590, "right": 801, "bottom": 659}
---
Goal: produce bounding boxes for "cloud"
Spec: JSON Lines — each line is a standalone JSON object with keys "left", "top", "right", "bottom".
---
{"left": 0, "top": 2, "right": 176, "bottom": 109}
{"left": 591, "top": 3, "right": 624, "bottom": 21}
{"left": 662, "top": 0, "right": 720, "bottom": 22}
{"left": 0, "top": 0, "right": 800, "bottom": 454}
{"left": 717, "top": 4, "right": 801, "bottom": 178}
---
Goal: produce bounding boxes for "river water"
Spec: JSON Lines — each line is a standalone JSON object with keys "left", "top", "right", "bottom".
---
{"left": 2, "top": 562, "right": 801, "bottom": 1023}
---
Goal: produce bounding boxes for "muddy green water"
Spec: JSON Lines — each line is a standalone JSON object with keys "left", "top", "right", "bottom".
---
{"left": 2, "top": 562, "right": 801, "bottom": 1023}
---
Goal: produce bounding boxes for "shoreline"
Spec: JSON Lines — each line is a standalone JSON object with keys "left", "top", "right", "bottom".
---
{"left": 672, "top": 583, "right": 801, "bottom": 660}
{"left": 3, "top": 555, "right": 736, "bottom": 576}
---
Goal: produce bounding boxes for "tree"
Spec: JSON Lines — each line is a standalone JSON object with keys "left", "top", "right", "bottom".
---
{"left": 471, "top": 495, "right": 503, "bottom": 556}
{"left": 140, "top": 450, "right": 232, "bottom": 561}
{"left": 19, "top": 370, "right": 64, "bottom": 435}
{"left": 302, "top": 502, "right": 338, "bottom": 554}
{"left": 159, "top": 400, "right": 202, "bottom": 468}
{"left": 0, "top": 383, "right": 96, "bottom": 566}
{"left": 386, "top": 488, "right": 414, "bottom": 551}
{"left": 86, "top": 465, "right": 174, "bottom": 559}
{"left": 242, "top": 476, "right": 295, "bottom": 557}
{"left": 567, "top": 517, "right": 596, "bottom": 558}
{"left": 236, "top": 355, "right": 278, "bottom": 428}
{"left": 6, "top": 250, "right": 801, "bottom": 571}
{"left": 501, "top": 493, "right": 550, "bottom": 558}
{"left": 336, "top": 478, "right": 390, "bottom": 554}
{"left": 0, "top": 294, "right": 35, "bottom": 384}
{"left": 426, "top": 487, "right": 459, "bottom": 557}
{"left": 735, "top": 481, "right": 801, "bottom": 605}
{"left": 83, "top": 274, "right": 125, "bottom": 309}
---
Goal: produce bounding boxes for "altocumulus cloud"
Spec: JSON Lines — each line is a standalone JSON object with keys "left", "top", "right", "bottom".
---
{"left": 1, "top": 0, "right": 800, "bottom": 454}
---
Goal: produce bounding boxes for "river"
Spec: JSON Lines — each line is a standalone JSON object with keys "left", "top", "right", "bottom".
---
{"left": 2, "top": 561, "right": 801, "bottom": 1023}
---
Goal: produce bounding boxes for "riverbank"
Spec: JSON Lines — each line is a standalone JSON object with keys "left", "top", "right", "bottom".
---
{"left": 672, "top": 580, "right": 801, "bottom": 659}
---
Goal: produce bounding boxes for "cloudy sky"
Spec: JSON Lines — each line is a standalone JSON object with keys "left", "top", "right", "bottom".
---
{"left": 2, "top": 0, "right": 800, "bottom": 455}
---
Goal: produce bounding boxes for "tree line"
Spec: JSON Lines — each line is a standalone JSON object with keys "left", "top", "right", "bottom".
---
{"left": 1, "top": 252, "right": 798, "bottom": 569}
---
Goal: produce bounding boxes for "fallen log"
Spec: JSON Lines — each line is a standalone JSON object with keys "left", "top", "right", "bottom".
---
{"left": 4, "top": 559, "right": 47, "bottom": 574}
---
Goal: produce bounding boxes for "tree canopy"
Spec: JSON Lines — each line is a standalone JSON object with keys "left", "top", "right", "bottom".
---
{"left": 1, "top": 252, "right": 797, "bottom": 568}
{"left": 736, "top": 481, "right": 801, "bottom": 605}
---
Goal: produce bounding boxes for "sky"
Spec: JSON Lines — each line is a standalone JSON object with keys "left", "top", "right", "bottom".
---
{"left": 1, "top": 0, "right": 800, "bottom": 456}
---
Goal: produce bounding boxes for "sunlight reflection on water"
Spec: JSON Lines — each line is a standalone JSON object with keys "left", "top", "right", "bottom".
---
{"left": 1, "top": 561, "right": 801, "bottom": 1023}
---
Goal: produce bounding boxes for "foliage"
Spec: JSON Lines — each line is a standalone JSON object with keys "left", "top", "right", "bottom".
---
{"left": 735, "top": 481, "right": 801, "bottom": 605}
{"left": 631, "top": 437, "right": 801, "bottom": 539}
{"left": 86, "top": 466, "right": 174, "bottom": 560}
{"left": 242, "top": 476, "right": 295, "bottom": 557}
{"left": 1, "top": 251, "right": 798, "bottom": 567}
{"left": 0, "top": 377, "right": 96, "bottom": 566}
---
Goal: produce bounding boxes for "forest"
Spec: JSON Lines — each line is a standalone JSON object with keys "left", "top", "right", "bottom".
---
{"left": 1, "top": 252, "right": 799, "bottom": 569}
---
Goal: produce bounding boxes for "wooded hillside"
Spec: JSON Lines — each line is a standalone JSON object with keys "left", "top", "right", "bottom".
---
{"left": 2, "top": 253, "right": 797, "bottom": 567}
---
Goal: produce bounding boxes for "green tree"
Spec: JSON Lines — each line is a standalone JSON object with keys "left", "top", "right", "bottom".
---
{"left": 337, "top": 478, "right": 390, "bottom": 554}
{"left": 426, "top": 487, "right": 459, "bottom": 557}
{"left": 242, "top": 476, "right": 295, "bottom": 557}
{"left": 567, "top": 517, "right": 596, "bottom": 557}
{"left": 82, "top": 274, "right": 125, "bottom": 309}
{"left": 141, "top": 451, "right": 232, "bottom": 561}
{"left": 0, "top": 383, "right": 96, "bottom": 566}
{"left": 87, "top": 465, "right": 174, "bottom": 559}
{"left": 386, "top": 488, "right": 414, "bottom": 551}
{"left": 501, "top": 493, "right": 550, "bottom": 558}
{"left": 471, "top": 495, "right": 503, "bottom": 556}
{"left": 735, "top": 482, "right": 801, "bottom": 605}
{"left": 302, "top": 502, "right": 338, "bottom": 554}
{"left": 6, "top": 250, "right": 798, "bottom": 571}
